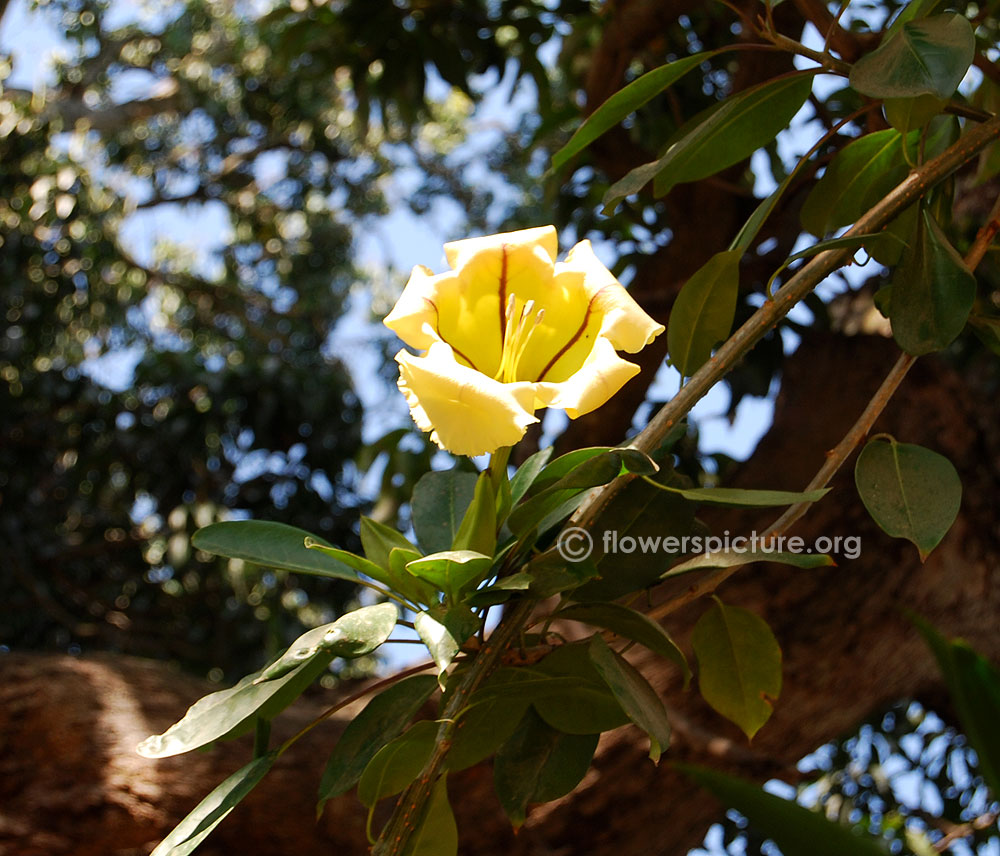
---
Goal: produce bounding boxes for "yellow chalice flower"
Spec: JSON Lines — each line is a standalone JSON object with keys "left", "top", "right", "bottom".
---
{"left": 384, "top": 226, "right": 664, "bottom": 457}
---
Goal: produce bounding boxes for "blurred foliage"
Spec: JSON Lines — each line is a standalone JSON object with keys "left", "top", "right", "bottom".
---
{"left": 702, "top": 701, "right": 999, "bottom": 855}
{"left": 0, "top": 0, "right": 584, "bottom": 678}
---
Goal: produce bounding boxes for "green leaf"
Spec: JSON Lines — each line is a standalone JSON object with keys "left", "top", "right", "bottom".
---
{"left": 509, "top": 447, "right": 553, "bottom": 505}
{"left": 654, "top": 484, "right": 829, "bottom": 507}
{"left": 406, "top": 551, "right": 493, "bottom": 602}
{"left": 411, "top": 469, "right": 478, "bottom": 554}
{"left": 618, "top": 446, "right": 659, "bottom": 475}
{"left": 137, "top": 604, "right": 398, "bottom": 758}
{"left": 572, "top": 466, "right": 700, "bottom": 602}
{"left": 677, "top": 764, "right": 889, "bottom": 856}
{"left": 387, "top": 547, "right": 439, "bottom": 608}
{"left": 414, "top": 610, "right": 462, "bottom": 680}
{"left": 667, "top": 250, "right": 741, "bottom": 377}
{"left": 884, "top": 93, "right": 947, "bottom": 132}
{"left": 303, "top": 540, "right": 396, "bottom": 591}
{"left": 551, "top": 49, "right": 724, "bottom": 170}
{"left": 889, "top": 206, "right": 975, "bottom": 355}
{"left": 523, "top": 550, "right": 600, "bottom": 598}
{"left": 691, "top": 600, "right": 782, "bottom": 740}
{"left": 447, "top": 671, "right": 534, "bottom": 771}
{"left": 850, "top": 13, "right": 975, "bottom": 100}
{"left": 493, "top": 709, "right": 599, "bottom": 827}
{"left": 317, "top": 674, "right": 438, "bottom": 810}
{"left": 885, "top": 0, "right": 944, "bottom": 38}
{"left": 360, "top": 516, "right": 419, "bottom": 571}
{"left": 589, "top": 635, "right": 672, "bottom": 763}
{"left": 254, "top": 602, "right": 398, "bottom": 682}
{"left": 150, "top": 754, "right": 276, "bottom": 856}
{"left": 557, "top": 602, "right": 689, "bottom": 686}
{"left": 464, "top": 571, "right": 534, "bottom": 608}
{"left": 800, "top": 129, "right": 912, "bottom": 237}
{"left": 532, "top": 643, "right": 630, "bottom": 734}
{"left": 191, "top": 521, "right": 359, "bottom": 582}
{"left": 357, "top": 720, "right": 438, "bottom": 807}
{"left": 407, "top": 776, "right": 457, "bottom": 856}
{"left": 854, "top": 436, "right": 961, "bottom": 560}
{"left": 603, "top": 72, "right": 814, "bottom": 212}
{"left": 663, "top": 549, "right": 835, "bottom": 579}
{"left": 452, "top": 472, "right": 497, "bottom": 556}
{"left": 509, "top": 451, "right": 621, "bottom": 537}
{"left": 913, "top": 617, "right": 1000, "bottom": 798}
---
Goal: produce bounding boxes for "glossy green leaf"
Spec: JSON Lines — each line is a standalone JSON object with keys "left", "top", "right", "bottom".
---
{"left": 387, "top": 547, "right": 439, "bottom": 607}
{"left": 667, "top": 250, "right": 741, "bottom": 377}
{"left": 618, "top": 446, "right": 659, "bottom": 475}
{"left": 653, "top": 484, "right": 829, "bottom": 507}
{"left": 551, "top": 49, "right": 723, "bottom": 170}
{"left": 254, "top": 602, "right": 398, "bottom": 682}
{"left": 677, "top": 764, "right": 889, "bottom": 856}
{"left": 138, "top": 604, "right": 398, "bottom": 758}
{"left": 663, "top": 549, "right": 835, "bottom": 579}
{"left": 913, "top": 617, "right": 1000, "bottom": 798}
{"left": 854, "top": 437, "right": 961, "bottom": 560}
{"left": 406, "top": 550, "right": 492, "bottom": 601}
{"left": 889, "top": 206, "right": 975, "bottom": 355}
{"left": 557, "top": 602, "right": 689, "bottom": 686}
{"left": 801, "top": 129, "right": 912, "bottom": 237}
{"left": 508, "top": 451, "right": 621, "bottom": 537}
{"left": 360, "top": 516, "right": 419, "bottom": 570}
{"left": 493, "top": 709, "right": 599, "bottom": 827}
{"left": 150, "top": 753, "right": 276, "bottom": 856}
{"left": 589, "top": 635, "right": 672, "bottom": 762}
{"left": 452, "top": 472, "right": 497, "bottom": 556}
{"left": 191, "top": 521, "right": 359, "bottom": 582}
{"left": 414, "top": 610, "right": 462, "bottom": 679}
{"left": 357, "top": 719, "right": 438, "bottom": 807}
{"left": 692, "top": 599, "right": 782, "bottom": 740}
{"left": 407, "top": 776, "right": 457, "bottom": 856}
{"left": 532, "top": 643, "right": 630, "bottom": 734}
{"left": 303, "top": 540, "right": 396, "bottom": 591}
{"left": 850, "top": 13, "right": 975, "bottom": 100}
{"left": 317, "top": 674, "right": 438, "bottom": 809}
{"left": 411, "top": 469, "right": 478, "bottom": 554}
{"left": 766, "top": 234, "right": 900, "bottom": 295}
{"left": 509, "top": 447, "right": 553, "bottom": 505}
{"left": 603, "top": 72, "right": 813, "bottom": 212}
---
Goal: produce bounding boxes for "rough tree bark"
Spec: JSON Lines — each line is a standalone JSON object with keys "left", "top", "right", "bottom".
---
{"left": 4, "top": 328, "right": 997, "bottom": 856}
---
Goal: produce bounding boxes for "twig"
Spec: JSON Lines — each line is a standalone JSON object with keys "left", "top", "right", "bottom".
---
{"left": 644, "top": 184, "right": 1000, "bottom": 623}
{"left": 571, "top": 113, "right": 1000, "bottom": 535}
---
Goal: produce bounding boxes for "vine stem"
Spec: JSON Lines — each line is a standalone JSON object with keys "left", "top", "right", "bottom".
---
{"left": 572, "top": 112, "right": 1000, "bottom": 535}
{"left": 371, "top": 598, "right": 535, "bottom": 855}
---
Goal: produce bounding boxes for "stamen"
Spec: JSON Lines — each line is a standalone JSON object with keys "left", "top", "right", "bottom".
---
{"left": 495, "top": 295, "right": 547, "bottom": 383}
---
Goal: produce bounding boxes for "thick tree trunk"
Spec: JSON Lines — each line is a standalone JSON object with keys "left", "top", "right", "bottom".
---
{"left": 3, "top": 331, "right": 998, "bottom": 856}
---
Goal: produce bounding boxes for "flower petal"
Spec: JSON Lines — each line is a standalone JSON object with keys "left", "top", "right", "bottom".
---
{"left": 536, "top": 337, "right": 641, "bottom": 419}
{"left": 560, "top": 240, "right": 664, "bottom": 352}
{"left": 443, "top": 225, "right": 558, "bottom": 270}
{"left": 383, "top": 265, "right": 453, "bottom": 351}
{"left": 395, "top": 343, "right": 539, "bottom": 457}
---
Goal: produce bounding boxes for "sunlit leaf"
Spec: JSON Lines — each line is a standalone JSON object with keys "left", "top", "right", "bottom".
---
{"left": 667, "top": 250, "right": 741, "bottom": 377}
